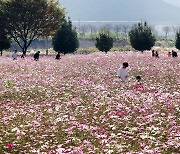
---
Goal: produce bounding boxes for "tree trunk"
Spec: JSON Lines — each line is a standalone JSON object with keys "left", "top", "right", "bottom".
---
{"left": 46, "top": 38, "right": 49, "bottom": 55}
{"left": 46, "top": 49, "right": 48, "bottom": 55}
{"left": 22, "top": 41, "right": 28, "bottom": 56}
{"left": 22, "top": 49, "right": 26, "bottom": 56}
{"left": 22, "top": 46, "right": 28, "bottom": 56}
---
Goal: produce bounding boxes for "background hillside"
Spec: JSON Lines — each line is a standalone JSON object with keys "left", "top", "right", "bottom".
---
{"left": 60, "top": 0, "right": 180, "bottom": 24}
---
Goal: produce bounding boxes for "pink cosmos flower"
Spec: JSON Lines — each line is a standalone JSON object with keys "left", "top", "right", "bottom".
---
{"left": 133, "top": 85, "right": 145, "bottom": 91}
{"left": 7, "top": 143, "right": 14, "bottom": 149}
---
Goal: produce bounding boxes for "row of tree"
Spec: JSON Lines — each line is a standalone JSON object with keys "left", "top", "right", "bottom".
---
{"left": 0, "top": 0, "right": 180, "bottom": 55}
{"left": 77, "top": 24, "right": 131, "bottom": 39}
{"left": 97, "top": 22, "right": 180, "bottom": 53}
{"left": 52, "top": 21, "right": 180, "bottom": 54}
{"left": 53, "top": 21, "right": 155, "bottom": 54}
{"left": 76, "top": 24, "right": 180, "bottom": 40}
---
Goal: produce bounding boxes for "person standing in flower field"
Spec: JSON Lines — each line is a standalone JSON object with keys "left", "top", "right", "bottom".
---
{"left": 12, "top": 49, "right": 18, "bottom": 60}
{"left": 117, "top": 62, "right": 129, "bottom": 82}
{"left": 34, "top": 51, "right": 40, "bottom": 61}
{"left": 168, "top": 51, "right": 171, "bottom": 57}
{"left": 155, "top": 50, "right": 159, "bottom": 58}
{"left": 152, "top": 50, "right": 155, "bottom": 57}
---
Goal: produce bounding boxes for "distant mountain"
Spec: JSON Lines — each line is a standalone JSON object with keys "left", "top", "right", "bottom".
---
{"left": 60, "top": 0, "right": 180, "bottom": 24}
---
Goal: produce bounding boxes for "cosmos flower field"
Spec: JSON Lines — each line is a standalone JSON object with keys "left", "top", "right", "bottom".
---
{"left": 0, "top": 52, "right": 179, "bottom": 153}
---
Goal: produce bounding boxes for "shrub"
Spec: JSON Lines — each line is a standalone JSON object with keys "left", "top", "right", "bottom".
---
{"left": 95, "top": 33, "right": 113, "bottom": 53}
{"left": 75, "top": 47, "right": 99, "bottom": 54}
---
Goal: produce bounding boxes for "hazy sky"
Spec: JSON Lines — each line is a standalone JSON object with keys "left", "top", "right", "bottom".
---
{"left": 163, "top": 0, "right": 180, "bottom": 7}
{"left": 60, "top": 0, "right": 180, "bottom": 8}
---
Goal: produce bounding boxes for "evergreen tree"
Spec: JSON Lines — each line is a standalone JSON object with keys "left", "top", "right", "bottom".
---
{"left": 95, "top": 33, "right": 113, "bottom": 53}
{"left": 129, "top": 22, "right": 156, "bottom": 52}
{"left": 52, "top": 18, "right": 79, "bottom": 54}
{"left": 175, "top": 31, "right": 180, "bottom": 50}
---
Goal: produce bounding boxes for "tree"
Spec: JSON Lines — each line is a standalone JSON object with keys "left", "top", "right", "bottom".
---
{"left": 0, "top": 34, "right": 11, "bottom": 56}
{"left": 79, "top": 25, "right": 88, "bottom": 38}
{"left": 114, "top": 25, "right": 122, "bottom": 40}
{"left": 99, "top": 24, "right": 112, "bottom": 36}
{"left": 162, "top": 26, "right": 171, "bottom": 41}
{"left": 175, "top": 31, "right": 180, "bottom": 50}
{"left": 52, "top": 18, "right": 79, "bottom": 54}
{"left": 172, "top": 26, "right": 180, "bottom": 34}
{"left": 0, "top": 2, "right": 11, "bottom": 56}
{"left": 129, "top": 22, "right": 156, "bottom": 52}
{"left": 0, "top": 0, "right": 65, "bottom": 55}
{"left": 88, "top": 24, "right": 97, "bottom": 39}
{"left": 95, "top": 33, "right": 113, "bottom": 53}
{"left": 121, "top": 24, "right": 131, "bottom": 40}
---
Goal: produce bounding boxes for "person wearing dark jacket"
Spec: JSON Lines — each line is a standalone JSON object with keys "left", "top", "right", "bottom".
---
{"left": 34, "top": 51, "right": 40, "bottom": 61}
{"left": 155, "top": 51, "right": 159, "bottom": 58}
{"left": 172, "top": 50, "right": 178, "bottom": 57}
{"left": 55, "top": 52, "right": 61, "bottom": 60}
{"left": 152, "top": 50, "right": 155, "bottom": 57}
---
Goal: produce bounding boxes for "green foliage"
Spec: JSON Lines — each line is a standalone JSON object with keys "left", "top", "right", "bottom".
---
{"left": 0, "top": 0, "right": 65, "bottom": 55}
{"left": 110, "top": 46, "right": 134, "bottom": 52}
{"left": 0, "top": 2, "right": 10, "bottom": 55}
{"left": 75, "top": 47, "right": 99, "bottom": 54}
{"left": 175, "top": 31, "right": 180, "bottom": 50}
{"left": 95, "top": 33, "right": 113, "bottom": 53}
{"left": 0, "top": 35, "right": 11, "bottom": 56}
{"left": 5, "top": 79, "right": 14, "bottom": 88}
{"left": 129, "top": 22, "right": 156, "bottom": 52}
{"left": 52, "top": 18, "right": 79, "bottom": 54}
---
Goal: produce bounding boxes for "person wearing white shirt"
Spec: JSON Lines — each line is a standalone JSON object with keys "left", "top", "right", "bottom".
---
{"left": 12, "top": 50, "right": 18, "bottom": 60}
{"left": 117, "top": 62, "right": 129, "bottom": 82}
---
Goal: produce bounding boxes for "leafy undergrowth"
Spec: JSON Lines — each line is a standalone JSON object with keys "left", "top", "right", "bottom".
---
{"left": 0, "top": 52, "right": 179, "bottom": 153}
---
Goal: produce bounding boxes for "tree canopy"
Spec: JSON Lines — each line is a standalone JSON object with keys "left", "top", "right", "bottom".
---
{"left": 52, "top": 18, "right": 79, "bottom": 54}
{"left": 175, "top": 31, "right": 180, "bottom": 50}
{"left": 0, "top": 0, "right": 65, "bottom": 55}
{"left": 0, "top": 5, "right": 11, "bottom": 56}
{"left": 95, "top": 33, "right": 113, "bottom": 53}
{"left": 0, "top": 34, "right": 11, "bottom": 56}
{"left": 129, "top": 22, "right": 156, "bottom": 52}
